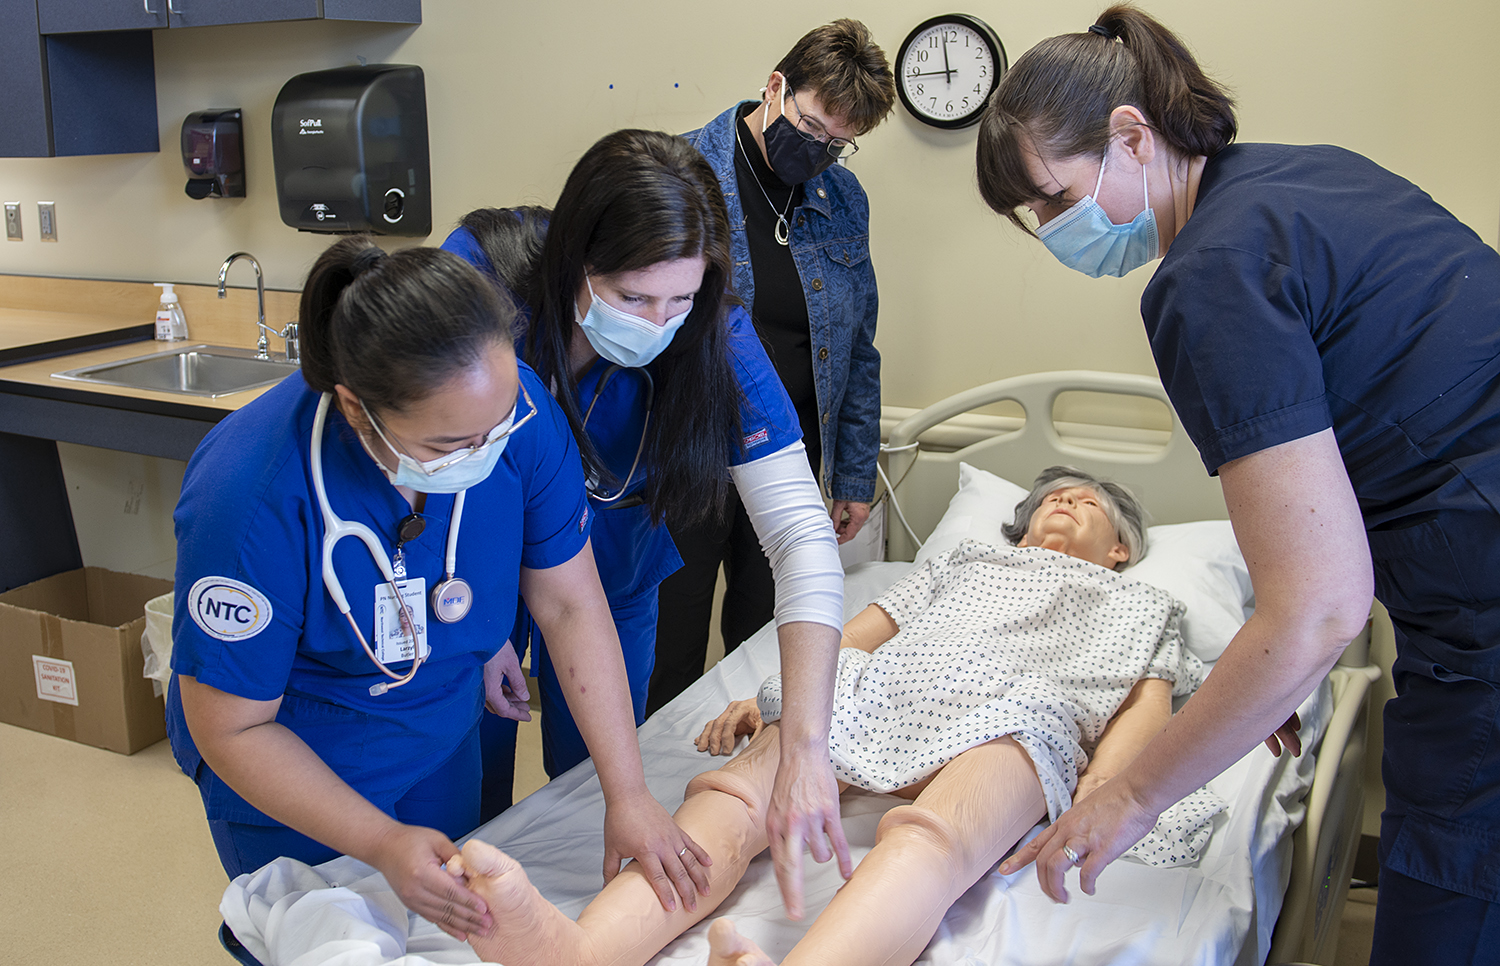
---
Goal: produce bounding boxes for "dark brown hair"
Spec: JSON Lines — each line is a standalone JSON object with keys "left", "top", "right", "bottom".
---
{"left": 775, "top": 18, "right": 896, "bottom": 136}
{"left": 976, "top": 5, "right": 1236, "bottom": 230}
{"left": 299, "top": 236, "right": 512, "bottom": 415}
{"left": 510, "top": 130, "right": 743, "bottom": 527}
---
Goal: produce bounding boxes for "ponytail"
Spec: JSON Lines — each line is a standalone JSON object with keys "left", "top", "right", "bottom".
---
{"left": 299, "top": 235, "right": 513, "bottom": 415}
{"left": 976, "top": 4, "right": 1236, "bottom": 229}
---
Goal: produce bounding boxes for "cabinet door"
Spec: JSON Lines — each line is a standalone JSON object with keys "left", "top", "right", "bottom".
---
{"left": 37, "top": 0, "right": 166, "bottom": 34}
{"left": 0, "top": 2, "right": 51, "bottom": 156}
{"left": 166, "top": 1, "right": 419, "bottom": 27}
{"left": 164, "top": 1, "right": 321, "bottom": 28}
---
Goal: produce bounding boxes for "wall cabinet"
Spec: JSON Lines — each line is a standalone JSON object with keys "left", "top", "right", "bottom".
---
{"left": 37, "top": 0, "right": 421, "bottom": 33}
{"left": 0, "top": 0, "right": 421, "bottom": 158}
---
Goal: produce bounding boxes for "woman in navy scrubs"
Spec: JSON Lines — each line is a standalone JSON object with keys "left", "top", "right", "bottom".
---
{"left": 167, "top": 237, "right": 711, "bottom": 937}
{"left": 973, "top": 7, "right": 1500, "bottom": 964}
{"left": 442, "top": 129, "right": 850, "bottom": 920}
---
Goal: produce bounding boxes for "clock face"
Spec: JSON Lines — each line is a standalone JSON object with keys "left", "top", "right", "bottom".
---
{"left": 896, "top": 14, "right": 1007, "bottom": 129}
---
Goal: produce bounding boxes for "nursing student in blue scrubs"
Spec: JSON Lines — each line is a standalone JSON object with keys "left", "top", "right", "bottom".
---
{"left": 167, "top": 237, "right": 713, "bottom": 938}
{"left": 974, "top": 8, "right": 1500, "bottom": 965}
{"left": 442, "top": 129, "right": 851, "bottom": 920}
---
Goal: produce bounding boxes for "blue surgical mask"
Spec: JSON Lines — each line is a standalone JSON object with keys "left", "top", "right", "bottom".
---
{"left": 358, "top": 398, "right": 520, "bottom": 494}
{"left": 1037, "top": 146, "right": 1159, "bottom": 278}
{"left": 576, "top": 277, "right": 690, "bottom": 368}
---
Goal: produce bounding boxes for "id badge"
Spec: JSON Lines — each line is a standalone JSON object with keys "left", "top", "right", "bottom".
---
{"left": 373, "top": 577, "right": 430, "bottom": 664}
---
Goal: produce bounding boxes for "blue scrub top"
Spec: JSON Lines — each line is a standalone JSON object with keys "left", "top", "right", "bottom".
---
{"left": 441, "top": 224, "right": 802, "bottom": 604}
{"left": 166, "top": 367, "right": 591, "bottom": 823}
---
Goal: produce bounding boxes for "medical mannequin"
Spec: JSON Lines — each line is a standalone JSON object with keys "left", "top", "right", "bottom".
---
{"left": 972, "top": 9, "right": 1500, "bottom": 964}
{"left": 168, "top": 237, "right": 705, "bottom": 935}
{"left": 443, "top": 468, "right": 1199, "bottom": 966}
{"left": 441, "top": 130, "right": 848, "bottom": 916}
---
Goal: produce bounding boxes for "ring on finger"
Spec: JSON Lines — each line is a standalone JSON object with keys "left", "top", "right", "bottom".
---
{"left": 1062, "top": 845, "right": 1082, "bottom": 867}
{"left": 678, "top": 847, "right": 690, "bottom": 858}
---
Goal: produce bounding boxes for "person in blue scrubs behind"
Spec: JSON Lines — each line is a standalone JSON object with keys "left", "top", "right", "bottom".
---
{"left": 442, "top": 129, "right": 852, "bottom": 921}
{"left": 168, "top": 237, "right": 713, "bottom": 936}
{"left": 973, "top": 8, "right": 1500, "bottom": 965}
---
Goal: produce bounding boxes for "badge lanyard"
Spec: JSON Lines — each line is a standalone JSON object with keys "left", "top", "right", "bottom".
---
{"left": 310, "top": 393, "right": 472, "bottom": 696}
{"left": 581, "top": 365, "right": 653, "bottom": 506}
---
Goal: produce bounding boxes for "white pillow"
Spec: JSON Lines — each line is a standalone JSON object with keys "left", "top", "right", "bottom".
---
{"left": 911, "top": 463, "right": 1029, "bottom": 565}
{"left": 910, "top": 462, "right": 1251, "bottom": 662}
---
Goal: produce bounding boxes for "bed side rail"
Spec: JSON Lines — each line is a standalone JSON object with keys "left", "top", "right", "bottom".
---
{"left": 1267, "top": 617, "right": 1380, "bottom": 965}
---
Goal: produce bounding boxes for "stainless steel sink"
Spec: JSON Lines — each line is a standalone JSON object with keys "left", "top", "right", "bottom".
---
{"left": 53, "top": 344, "right": 299, "bottom": 398}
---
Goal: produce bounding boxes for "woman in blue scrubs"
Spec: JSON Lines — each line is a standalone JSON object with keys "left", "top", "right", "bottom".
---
{"left": 442, "top": 129, "right": 851, "bottom": 920}
{"left": 973, "top": 8, "right": 1500, "bottom": 964}
{"left": 167, "top": 237, "right": 712, "bottom": 937}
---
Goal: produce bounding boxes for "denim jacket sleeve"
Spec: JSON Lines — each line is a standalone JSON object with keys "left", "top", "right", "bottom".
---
{"left": 802, "top": 165, "right": 880, "bottom": 504}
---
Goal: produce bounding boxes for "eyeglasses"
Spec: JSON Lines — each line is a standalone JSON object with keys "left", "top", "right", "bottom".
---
{"left": 363, "top": 380, "right": 537, "bottom": 476}
{"left": 786, "top": 89, "right": 859, "bottom": 159}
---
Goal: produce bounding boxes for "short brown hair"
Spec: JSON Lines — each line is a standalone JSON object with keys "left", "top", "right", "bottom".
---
{"left": 775, "top": 19, "right": 895, "bottom": 136}
{"left": 976, "top": 5, "right": 1236, "bottom": 231}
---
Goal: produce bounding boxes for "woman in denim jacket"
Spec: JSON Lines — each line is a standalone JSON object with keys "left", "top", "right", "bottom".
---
{"left": 651, "top": 19, "right": 896, "bottom": 714}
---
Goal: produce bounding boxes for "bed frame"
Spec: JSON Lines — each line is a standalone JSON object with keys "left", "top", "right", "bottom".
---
{"left": 881, "top": 370, "right": 1378, "bottom": 966}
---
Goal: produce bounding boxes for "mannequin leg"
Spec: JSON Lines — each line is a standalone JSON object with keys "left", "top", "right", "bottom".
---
{"left": 778, "top": 736, "right": 1046, "bottom": 966}
{"left": 455, "top": 723, "right": 785, "bottom": 966}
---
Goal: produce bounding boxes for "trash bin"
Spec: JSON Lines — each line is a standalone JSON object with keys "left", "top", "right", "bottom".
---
{"left": 141, "top": 591, "right": 175, "bottom": 698}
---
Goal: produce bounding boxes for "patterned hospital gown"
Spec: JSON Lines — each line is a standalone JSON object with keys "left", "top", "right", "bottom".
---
{"left": 758, "top": 540, "right": 1226, "bottom": 867}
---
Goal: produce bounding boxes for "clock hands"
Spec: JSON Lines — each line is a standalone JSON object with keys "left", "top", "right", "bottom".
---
{"left": 941, "top": 34, "right": 953, "bottom": 84}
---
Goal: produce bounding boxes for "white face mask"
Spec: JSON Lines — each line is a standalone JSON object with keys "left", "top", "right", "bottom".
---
{"left": 357, "top": 387, "right": 533, "bottom": 494}
{"left": 575, "top": 276, "right": 690, "bottom": 368}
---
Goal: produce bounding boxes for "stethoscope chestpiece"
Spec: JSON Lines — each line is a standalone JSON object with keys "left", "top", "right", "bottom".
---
{"left": 431, "top": 576, "right": 473, "bottom": 623}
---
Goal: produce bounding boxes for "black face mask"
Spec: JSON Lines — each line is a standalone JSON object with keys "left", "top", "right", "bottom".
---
{"left": 762, "top": 93, "right": 837, "bottom": 185}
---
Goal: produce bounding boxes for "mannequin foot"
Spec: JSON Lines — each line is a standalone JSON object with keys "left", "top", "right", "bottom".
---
{"left": 448, "top": 839, "right": 595, "bottom": 966}
{"left": 707, "top": 918, "right": 776, "bottom": 966}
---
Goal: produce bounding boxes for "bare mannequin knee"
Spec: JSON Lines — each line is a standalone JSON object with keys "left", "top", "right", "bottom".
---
{"left": 875, "top": 803, "right": 971, "bottom": 876}
{"left": 686, "top": 767, "right": 768, "bottom": 820}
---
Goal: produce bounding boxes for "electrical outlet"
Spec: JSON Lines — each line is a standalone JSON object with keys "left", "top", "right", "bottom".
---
{"left": 3, "top": 202, "right": 19, "bottom": 241}
{"left": 38, "top": 202, "right": 56, "bottom": 242}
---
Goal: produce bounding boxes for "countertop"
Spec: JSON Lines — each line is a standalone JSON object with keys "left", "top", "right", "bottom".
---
{"left": 0, "top": 274, "right": 302, "bottom": 420}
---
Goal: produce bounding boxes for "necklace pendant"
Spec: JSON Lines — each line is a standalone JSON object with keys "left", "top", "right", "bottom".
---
{"left": 774, "top": 216, "right": 790, "bottom": 246}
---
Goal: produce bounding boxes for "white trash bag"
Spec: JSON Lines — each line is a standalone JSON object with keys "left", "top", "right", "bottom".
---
{"left": 141, "top": 592, "right": 174, "bottom": 698}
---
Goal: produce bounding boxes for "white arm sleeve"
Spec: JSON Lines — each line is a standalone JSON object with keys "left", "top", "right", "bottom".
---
{"left": 729, "top": 440, "right": 844, "bottom": 632}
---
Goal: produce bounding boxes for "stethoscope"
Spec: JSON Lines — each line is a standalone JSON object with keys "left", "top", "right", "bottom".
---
{"left": 310, "top": 393, "right": 473, "bottom": 696}
{"left": 581, "top": 364, "right": 654, "bottom": 507}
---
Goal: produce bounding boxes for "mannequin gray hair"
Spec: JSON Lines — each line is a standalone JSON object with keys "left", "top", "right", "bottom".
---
{"left": 1000, "top": 465, "right": 1148, "bottom": 569}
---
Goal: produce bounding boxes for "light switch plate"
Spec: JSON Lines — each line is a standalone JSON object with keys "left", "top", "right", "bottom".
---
{"left": 4, "top": 202, "right": 19, "bottom": 241}
{"left": 38, "top": 202, "right": 56, "bottom": 242}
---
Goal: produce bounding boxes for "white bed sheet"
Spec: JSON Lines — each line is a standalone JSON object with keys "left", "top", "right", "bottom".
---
{"left": 223, "top": 561, "right": 1331, "bottom": 966}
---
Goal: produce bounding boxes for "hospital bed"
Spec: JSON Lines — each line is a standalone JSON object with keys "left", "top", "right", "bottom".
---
{"left": 219, "top": 370, "right": 1380, "bottom": 966}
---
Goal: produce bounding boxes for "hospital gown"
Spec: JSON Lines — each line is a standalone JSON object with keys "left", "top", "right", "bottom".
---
{"left": 759, "top": 540, "right": 1225, "bottom": 867}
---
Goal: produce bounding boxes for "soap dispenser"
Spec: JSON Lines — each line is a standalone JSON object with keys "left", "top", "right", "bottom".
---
{"left": 153, "top": 283, "right": 189, "bottom": 341}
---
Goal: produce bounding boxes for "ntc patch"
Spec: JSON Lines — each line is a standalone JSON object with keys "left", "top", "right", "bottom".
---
{"left": 743, "top": 427, "right": 770, "bottom": 449}
{"left": 187, "top": 576, "right": 274, "bottom": 642}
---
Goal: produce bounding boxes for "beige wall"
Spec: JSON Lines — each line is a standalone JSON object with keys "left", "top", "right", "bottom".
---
{"left": 1, "top": 0, "right": 1496, "bottom": 409}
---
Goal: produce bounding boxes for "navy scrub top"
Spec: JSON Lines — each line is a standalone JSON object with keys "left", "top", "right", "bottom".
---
{"left": 440, "top": 225, "right": 804, "bottom": 606}
{"left": 1143, "top": 143, "right": 1500, "bottom": 679}
{"left": 1142, "top": 143, "right": 1500, "bottom": 902}
{"left": 165, "top": 367, "right": 592, "bottom": 824}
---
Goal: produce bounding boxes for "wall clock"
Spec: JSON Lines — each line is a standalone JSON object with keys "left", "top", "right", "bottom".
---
{"left": 895, "top": 14, "right": 1007, "bottom": 129}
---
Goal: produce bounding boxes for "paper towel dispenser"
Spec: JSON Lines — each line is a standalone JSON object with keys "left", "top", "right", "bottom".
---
{"left": 271, "top": 64, "right": 431, "bottom": 236}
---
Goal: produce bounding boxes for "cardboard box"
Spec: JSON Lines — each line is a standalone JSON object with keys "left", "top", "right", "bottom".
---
{"left": 0, "top": 567, "right": 174, "bottom": 754}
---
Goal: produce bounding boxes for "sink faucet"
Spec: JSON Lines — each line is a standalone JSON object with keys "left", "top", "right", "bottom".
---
{"left": 218, "top": 252, "right": 299, "bottom": 363}
{"left": 218, "top": 252, "right": 269, "bottom": 359}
